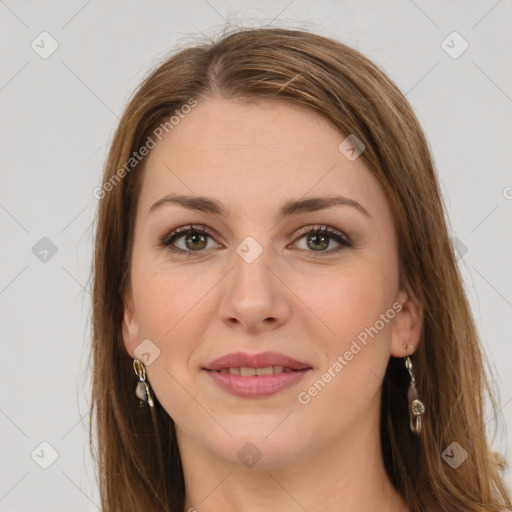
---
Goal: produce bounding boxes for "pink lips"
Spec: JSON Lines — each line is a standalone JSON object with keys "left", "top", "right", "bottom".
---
{"left": 202, "top": 351, "right": 312, "bottom": 398}
{"left": 204, "top": 351, "right": 311, "bottom": 371}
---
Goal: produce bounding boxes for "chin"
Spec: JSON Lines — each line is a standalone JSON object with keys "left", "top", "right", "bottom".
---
{"left": 212, "top": 426, "right": 307, "bottom": 469}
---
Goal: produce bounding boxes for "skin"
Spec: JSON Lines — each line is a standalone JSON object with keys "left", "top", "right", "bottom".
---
{"left": 122, "top": 97, "right": 422, "bottom": 512}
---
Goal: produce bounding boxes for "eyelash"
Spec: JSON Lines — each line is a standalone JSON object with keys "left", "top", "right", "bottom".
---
{"left": 157, "top": 224, "right": 352, "bottom": 257}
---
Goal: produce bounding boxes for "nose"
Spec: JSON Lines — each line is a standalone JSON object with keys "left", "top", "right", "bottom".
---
{"left": 217, "top": 244, "right": 292, "bottom": 334}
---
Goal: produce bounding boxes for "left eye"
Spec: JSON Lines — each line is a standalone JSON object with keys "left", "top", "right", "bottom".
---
{"left": 293, "top": 226, "right": 352, "bottom": 254}
{"left": 158, "top": 224, "right": 352, "bottom": 256}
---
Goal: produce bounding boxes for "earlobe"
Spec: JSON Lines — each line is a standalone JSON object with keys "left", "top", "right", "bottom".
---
{"left": 390, "top": 287, "right": 423, "bottom": 358}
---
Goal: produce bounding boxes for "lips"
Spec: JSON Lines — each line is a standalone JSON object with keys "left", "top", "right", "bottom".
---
{"left": 203, "top": 351, "right": 311, "bottom": 372}
{"left": 202, "top": 351, "right": 312, "bottom": 398}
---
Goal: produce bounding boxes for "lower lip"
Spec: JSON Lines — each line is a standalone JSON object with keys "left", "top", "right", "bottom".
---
{"left": 204, "top": 369, "right": 311, "bottom": 398}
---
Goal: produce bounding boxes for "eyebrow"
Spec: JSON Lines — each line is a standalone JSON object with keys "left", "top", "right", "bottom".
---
{"left": 147, "top": 193, "right": 371, "bottom": 219}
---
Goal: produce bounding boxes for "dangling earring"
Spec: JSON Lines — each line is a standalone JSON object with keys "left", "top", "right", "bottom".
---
{"left": 133, "top": 359, "right": 154, "bottom": 408}
{"left": 404, "top": 352, "right": 425, "bottom": 434}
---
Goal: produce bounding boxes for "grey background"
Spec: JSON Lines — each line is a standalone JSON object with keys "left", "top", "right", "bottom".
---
{"left": 1, "top": 0, "right": 511, "bottom": 510}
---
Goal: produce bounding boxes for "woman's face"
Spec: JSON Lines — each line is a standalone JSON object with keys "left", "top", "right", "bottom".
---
{"left": 122, "top": 97, "right": 421, "bottom": 468}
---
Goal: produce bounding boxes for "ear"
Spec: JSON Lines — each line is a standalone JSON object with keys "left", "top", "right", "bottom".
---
{"left": 390, "top": 286, "right": 423, "bottom": 358}
{"left": 122, "top": 289, "right": 139, "bottom": 359}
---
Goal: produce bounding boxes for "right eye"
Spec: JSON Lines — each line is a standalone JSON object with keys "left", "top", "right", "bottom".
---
{"left": 157, "top": 224, "right": 221, "bottom": 255}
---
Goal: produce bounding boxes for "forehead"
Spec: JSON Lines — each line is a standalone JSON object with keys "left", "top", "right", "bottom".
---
{"left": 138, "top": 98, "right": 385, "bottom": 218}
{"left": 146, "top": 97, "right": 344, "bottom": 166}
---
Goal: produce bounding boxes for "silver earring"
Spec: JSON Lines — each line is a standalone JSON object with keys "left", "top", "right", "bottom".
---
{"left": 133, "top": 359, "right": 154, "bottom": 408}
{"left": 404, "top": 355, "right": 425, "bottom": 434}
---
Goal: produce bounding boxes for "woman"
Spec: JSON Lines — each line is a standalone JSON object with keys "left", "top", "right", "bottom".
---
{"left": 88, "top": 27, "right": 511, "bottom": 511}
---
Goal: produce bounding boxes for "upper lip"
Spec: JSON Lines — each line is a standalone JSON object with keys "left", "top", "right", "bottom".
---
{"left": 203, "top": 351, "right": 311, "bottom": 371}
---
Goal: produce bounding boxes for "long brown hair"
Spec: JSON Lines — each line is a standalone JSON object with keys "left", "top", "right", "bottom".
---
{"left": 88, "top": 26, "right": 511, "bottom": 511}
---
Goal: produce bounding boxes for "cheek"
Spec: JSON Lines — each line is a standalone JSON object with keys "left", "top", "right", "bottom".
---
{"left": 130, "top": 258, "right": 223, "bottom": 399}
{"left": 130, "top": 266, "right": 214, "bottom": 422}
{"left": 294, "top": 268, "right": 395, "bottom": 428}
{"left": 131, "top": 250, "right": 214, "bottom": 342}
{"left": 294, "top": 261, "right": 398, "bottom": 413}
{"left": 297, "top": 260, "right": 398, "bottom": 411}
{"left": 295, "top": 261, "right": 396, "bottom": 347}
